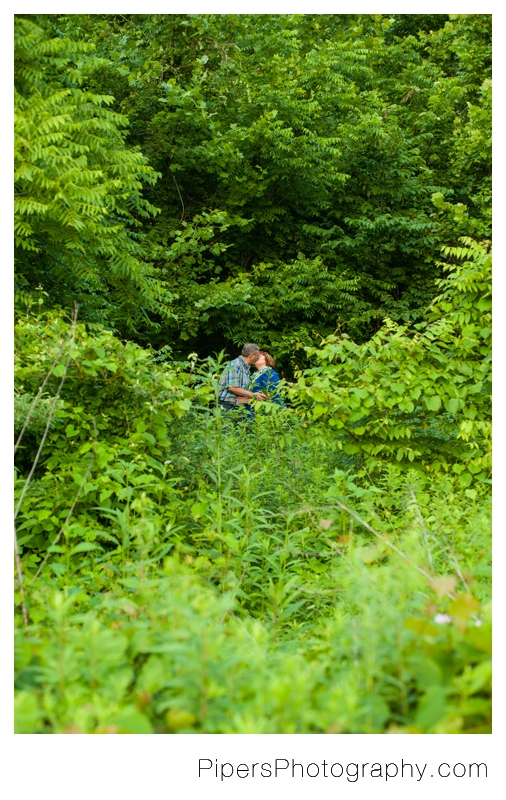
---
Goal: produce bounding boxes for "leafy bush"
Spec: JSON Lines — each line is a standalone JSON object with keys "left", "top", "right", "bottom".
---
{"left": 291, "top": 237, "right": 491, "bottom": 485}
{"left": 14, "top": 301, "right": 211, "bottom": 555}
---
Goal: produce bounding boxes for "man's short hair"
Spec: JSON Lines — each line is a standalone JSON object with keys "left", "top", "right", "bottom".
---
{"left": 241, "top": 343, "right": 260, "bottom": 357}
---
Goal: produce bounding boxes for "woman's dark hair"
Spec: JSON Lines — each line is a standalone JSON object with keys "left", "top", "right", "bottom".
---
{"left": 259, "top": 350, "right": 275, "bottom": 368}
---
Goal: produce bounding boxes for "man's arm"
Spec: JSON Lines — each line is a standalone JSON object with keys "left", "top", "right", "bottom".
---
{"left": 228, "top": 386, "right": 267, "bottom": 400}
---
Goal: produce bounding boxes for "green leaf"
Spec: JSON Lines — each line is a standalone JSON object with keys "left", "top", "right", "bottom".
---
{"left": 15, "top": 691, "right": 41, "bottom": 734}
{"left": 415, "top": 686, "right": 448, "bottom": 731}
{"left": 109, "top": 708, "right": 153, "bottom": 734}
{"left": 445, "top": 397, "right": 459, "bottom": 415}
{"left": 425, "top": 395, "right": 441, "bottom": 412}
{"left": 69, "top": 542, "right": 103, "bottom": 555}
{"left": 459, "top": 471, "right": 473, "bottom": 488}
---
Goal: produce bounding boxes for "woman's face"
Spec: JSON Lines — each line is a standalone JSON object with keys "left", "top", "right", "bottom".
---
{"left": 254, "top": 354, "right": 267, "bottom": 369}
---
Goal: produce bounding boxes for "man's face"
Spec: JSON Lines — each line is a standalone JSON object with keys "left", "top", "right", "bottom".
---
{"left": 245, "top": 352, "right": 260, "bottom": 365}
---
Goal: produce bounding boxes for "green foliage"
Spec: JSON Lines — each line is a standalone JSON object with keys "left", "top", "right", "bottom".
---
{"left": 14, "top": 300, "right": 211, "bottom": 554}
{"left": 14, "top": 17, "right": 171, "bottom": 331}
{"left": 14, "top": 310, "right": 490, "bottom": 732}
{"left": 41, "top": 12, "right": 491, "bottom": 362}
{"left": 292, "top": 237, "right": 491, "bottom": 483}
{"left": 15, "top": 557, "right": 491, "bottom": 734}
{"left": 14, "top": 396, "right": 491, "bottom": 732}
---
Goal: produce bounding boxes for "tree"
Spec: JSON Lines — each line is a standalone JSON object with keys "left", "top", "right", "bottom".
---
{"left": 14, "top": 16, "right": 172, "bottom": 333}
{"left": 21, "top": 14, "right": 491, "bottom": 368}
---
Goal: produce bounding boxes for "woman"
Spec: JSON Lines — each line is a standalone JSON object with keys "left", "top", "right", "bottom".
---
{"left": 251, "top": 350, "right": 284, "bottom": 404}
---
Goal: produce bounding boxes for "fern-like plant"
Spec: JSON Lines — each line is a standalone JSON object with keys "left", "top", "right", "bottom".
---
{"left": 14, "top": 16, "right": 172, "bottom": 332}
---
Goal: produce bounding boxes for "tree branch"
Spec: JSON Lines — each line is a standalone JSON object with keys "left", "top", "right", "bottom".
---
{"left": 14, "top": 526, "right": 29, "bottom": 626}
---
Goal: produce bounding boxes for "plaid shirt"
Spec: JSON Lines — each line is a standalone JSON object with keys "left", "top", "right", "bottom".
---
{"left": 218, "top": 356, "right": 251, "bottom": 406}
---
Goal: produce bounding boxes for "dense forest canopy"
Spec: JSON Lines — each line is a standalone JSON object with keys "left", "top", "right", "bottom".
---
{"left": 15, "top": 13, "right": 491, "bottom": 370}
{"left": 14, "top": 14, "right": 491, "bottom": 736}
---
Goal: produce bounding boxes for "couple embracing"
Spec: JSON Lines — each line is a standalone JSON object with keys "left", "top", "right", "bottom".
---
{"left": 217, "top": 343, "right": 284, "bottom": 415}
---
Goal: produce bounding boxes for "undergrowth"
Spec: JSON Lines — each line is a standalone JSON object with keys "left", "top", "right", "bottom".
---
{"left": 15, "top": 381, "right": 491, "bottom": 733}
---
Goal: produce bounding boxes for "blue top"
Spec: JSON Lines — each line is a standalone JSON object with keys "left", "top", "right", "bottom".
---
{"left": 252, "top": 367, "right": 285, "bottom": 404}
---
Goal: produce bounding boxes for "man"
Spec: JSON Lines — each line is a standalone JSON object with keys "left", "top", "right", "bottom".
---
{"left": 217, "top": 343, "right": 267, "bottom": 411}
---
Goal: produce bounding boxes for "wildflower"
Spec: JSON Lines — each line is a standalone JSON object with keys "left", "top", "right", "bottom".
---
{"left": 434, "top": 613, "right": 452, "bottom": 625}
